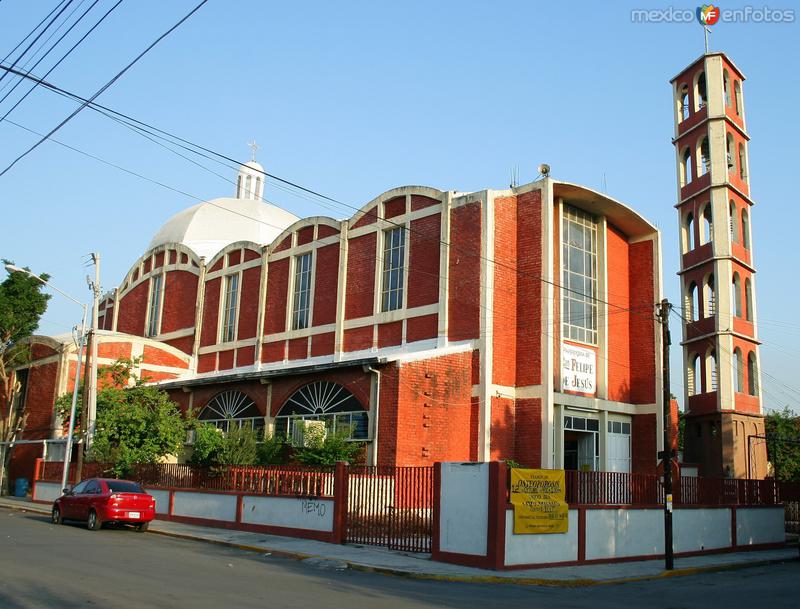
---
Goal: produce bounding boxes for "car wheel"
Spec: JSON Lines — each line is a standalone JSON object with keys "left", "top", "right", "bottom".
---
{"left": 135, "top": 522, "right": 149, "bottom": 533}
{"left": 87, "top": 510, "right": 102, "bottom": 531}
{"left": 52, "top": 506, "right": 62, "bottom": 525}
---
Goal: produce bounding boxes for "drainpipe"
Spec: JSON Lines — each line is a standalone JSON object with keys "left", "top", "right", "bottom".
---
{"left": 364, "top": 365, "right": 381, "bottom": 466}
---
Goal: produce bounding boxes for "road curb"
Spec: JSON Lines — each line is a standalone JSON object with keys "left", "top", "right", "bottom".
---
{"left": 3, "top": 501, "right": 796, "bottom": 587}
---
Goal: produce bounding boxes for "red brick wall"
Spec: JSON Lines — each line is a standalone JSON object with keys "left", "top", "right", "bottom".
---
{"left": 310, "top": 332, "right": 335, "bottom": 357}
{"left": 200, "top": 277, "right": 221, "bottom": 347}
{"left": 606, "top": 225, "right": 632, "bottom": 402}
{"left": 448, "top": 202, "right": 481, "bottom": 341}
{"left": 160, "top": 271, "right": 198, "bottom": 339}
{"left": 142, "top": 345, "right": 187, "bottom": 369}
{"left": 406, "top": 314, "right": 437, "bottom": 343}
{"left": 237, "top": 266, "right": 261, "bottom": 340}
{"left": 629, "top": 240, "right": 656, "bottom": 404}
{"left": 490, "top": 396, "right": 514, "bottom": 460}
{"left": 345, "top": 233, "right": 376, "bottom": 320}
{"left": 386, "top": 351, "right": 473, "bottom": 466}
{"left": 632, "top": 413, "right": 657, "bottom": 474}
{"left": 493, "top": 196, "right": 518, "bottom": 387}
{"left": 516, "top": 191, "right": 542, "bottom": 386}
{"left": 407, "top": 213, "right": 440, "bottom": 309}
{"left": 378, "top": 321, "right": 402, "bottom": 348}
{"left": 344, "top": 326, "right": 373, "bottom": 352}
{"left": 269, "top": 368, "right": 372, "bottom": 418}
{"left": 514, "top": 398, "right": 542, "bottom": 467}
{"left": 264, "top": 258, "right": 289, "bottom": 335}
{"left": 312, "top": 244, "right": 339, "bottom": 326}
{"left": 116, "top": 281, "right": 148, "bottom": 336}
{"left": 383, "top": 196, "right": 405, "bottom": 219}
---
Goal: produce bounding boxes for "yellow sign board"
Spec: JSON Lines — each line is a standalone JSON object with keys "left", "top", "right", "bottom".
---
{"left": 509, "top": 469, "right": 569, "bottom": 534}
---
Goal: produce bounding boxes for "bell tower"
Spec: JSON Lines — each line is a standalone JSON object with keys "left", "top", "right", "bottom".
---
{"left": 670, "top": 53, "right": 767, "bottom": 479}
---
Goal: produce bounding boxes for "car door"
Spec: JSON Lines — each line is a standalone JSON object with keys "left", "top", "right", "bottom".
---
{"left": 62, "top": 480, "right": 88, "bottom": 519}
{"left": 76, "top": 480, "right": 101, "bottom": 520}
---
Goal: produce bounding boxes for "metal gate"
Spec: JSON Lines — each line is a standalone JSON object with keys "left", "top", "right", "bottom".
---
{"left": 346, "top": 466, "right": 433, "bottom": 553}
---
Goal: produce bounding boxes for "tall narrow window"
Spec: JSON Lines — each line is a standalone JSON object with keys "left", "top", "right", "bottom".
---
{"left": 732, "top": 273, "right": 742, "bottom": 318}
{"left": 221, "top": 274, "right": 239, "bottom": 342}
{"left": 236, "top": 175, "right": 242, "bottom": 198}
{"left": 381, "top": 226, "right": 406, "bottom": 312}
{"left": 255, "top": 177, "right": 262, "bottom": 199}
{"left": 708, "top": 349, "right": 718, "bottom": 392}
{"left": 745, "top": 278, "right": 753, "bottom": 322}
{"left": 685, "top": 212, "right": 695, "bottom": 250}
{"left": 679, "top": 84, "right": 689, "bottom": 121}
{"left": 738, "top": 143, "right": 747, "bottom": 181}
{"left": 702, "top": 205, "right": 713, "bottom": 244}
{"left": 723, "top": 70, "right": 731, "bottom": 107}
{"left": 747, "top": 352, "right": 758, "bottom": 396}
{"left": 292, "top": 252, "right": 313, "bottom": 330}
{"left": 689, "top": 354, "right": 700, "bottom": 396}
{"left": 682, "top": 148, "right": 693, "bottom": 185}
{"left": 729, "top": 200, "right": 738, "bottom": 242}
{"left": 699, "top": 138, "right": 711, "bottom": 176}
{"left": 687, "top": 282, "right": 698, "bottom": 322}
{"left": 147, "top": 274, "right": 163, "bottom": 337}
{"left": 696, "top": 71, "right": 707, "bottom": 110}
{"left": 562, "top": 205, "right": 598, "bottom": 345}
{"left": 734, "top": 81, "right": 742, "bottom": 116}
{"left": 742, "top": 209, "right": 750, "bottom": 250}
{"left": 733, "top": 348, "right": 743, "bottom": 393}
{"left": 726, "top": 134, "right": 735, "bottom": 174}
{"left": 704, "top": 274, "right": 715, "bottom": 318}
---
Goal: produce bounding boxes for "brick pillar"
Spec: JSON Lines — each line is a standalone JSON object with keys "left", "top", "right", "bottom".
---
{"left": 332, "top": 461, "right": 349, "bottom": 544}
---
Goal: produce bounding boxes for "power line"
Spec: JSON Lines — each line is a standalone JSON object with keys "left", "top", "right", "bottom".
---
{"left": 1, "top": 0, "right": 69, "bottom": 65}
{"left": 0, "top": 0, "right": 208, "bottom": 177}
{"left": 0, "top": 0, "right": 76, "bottom": 87}
{"left": 0, "top": 0, "right": 101, "bottom": 112}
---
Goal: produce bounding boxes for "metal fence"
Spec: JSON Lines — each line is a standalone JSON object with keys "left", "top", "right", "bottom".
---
{"left": 346, "top": 465, "right": 433, "bottom": 553}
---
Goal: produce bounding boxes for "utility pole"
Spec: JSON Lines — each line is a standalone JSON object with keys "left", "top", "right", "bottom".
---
{"left": 658, "top": 299, "right": 674, "bottom": 570}
{"left": 75, "top": 253, "right": 100, "bottom": 482}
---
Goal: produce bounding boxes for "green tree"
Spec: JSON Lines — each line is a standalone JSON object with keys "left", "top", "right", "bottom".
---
{"left": 765, "top": 407, "right": 800, "bottom": 481}
{"left": 217, "top": 424, "right": 258, "bottom": 466}
{"left": 58, "top": 360, "right": 191, "bottom": 478}
{"left": 188, "top": 423, "right": 225, "bottom": 466}
{"left": 0, "top": 263, "right": 50, "bottom": 494}
{"left": 256, "top": 432, "right": 289, "bottom": 466}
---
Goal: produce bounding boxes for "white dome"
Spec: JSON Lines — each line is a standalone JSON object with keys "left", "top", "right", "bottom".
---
{"left": 148, "top": 197, "right": 299, "bottom": 259}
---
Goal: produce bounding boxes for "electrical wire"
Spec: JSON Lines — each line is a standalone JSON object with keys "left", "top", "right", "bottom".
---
{"left": 0, "top": 0, "right": 208, "bottom": 177}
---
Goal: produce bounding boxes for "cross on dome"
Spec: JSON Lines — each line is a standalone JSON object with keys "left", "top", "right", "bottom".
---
{"left": 248, "top": 139, "right": 260, "bottom": 161}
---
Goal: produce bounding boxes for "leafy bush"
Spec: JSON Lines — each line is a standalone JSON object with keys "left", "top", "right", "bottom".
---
{"left": 217, "top": 424, "right": 258, "bottom": 466}
{"left": 256, "top": 432, "right": 289, "bottom": 466}
{"left": 294, "top": 427, "right": 365, "bottom": 466}
{"left": 189, "top": 423, "right": 225, "bottom": 466}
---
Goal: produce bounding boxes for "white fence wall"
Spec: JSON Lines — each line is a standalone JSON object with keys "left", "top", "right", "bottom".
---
{"left": 439, "top": 462, "right": 488, "bottom": 556}
{"left": 585, "top": 508, "right": 663, "bottom": 560}
{"left": 673, "top": 508, "right": 731, "bottom": 552}
{"left": 32, "top": 481, "right": 62, "bottom": 503}
{"left": 736, "top": 507, "right": 785, "bottom": 546}
{"left": 172, "top": 491, "right": 238, "bottom": 522}
{"left": 504, "top": 509, "right": 579, "bottom": 566}
{"left": 241, "top": 496, "right": 333, "bottom": 532}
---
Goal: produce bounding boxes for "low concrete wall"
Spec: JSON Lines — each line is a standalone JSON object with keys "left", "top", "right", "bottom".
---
{"left": 172, "top": 490, "right": 238, "bottom": 522}
{"left": 32, "top": 481, "right": 62, "bottom": 503}
{"left": 504, "top": 509, "right": 579, "bottom": 566}
{"left": 147, "top": 488, "right": 170, "bottom": 515}
{"left": 674, "top": 508, "right": 731, "bottom": 552}
{"left": 241, "top": 496, "right": 333, "bottom": 532}
{"left": 585, "top": 508, "right": 663, "bottom": 560}
{"left": 737, "top": 507, "right": 785, "bottom": 546}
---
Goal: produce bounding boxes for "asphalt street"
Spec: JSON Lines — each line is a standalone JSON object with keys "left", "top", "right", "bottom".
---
{"left": 0, "top": 508, "right": 796, "bottom": 609}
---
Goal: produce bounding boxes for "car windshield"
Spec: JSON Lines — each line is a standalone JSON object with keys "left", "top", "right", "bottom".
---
{"left": 106, "top": 481, "right": 144, "bottom": 493}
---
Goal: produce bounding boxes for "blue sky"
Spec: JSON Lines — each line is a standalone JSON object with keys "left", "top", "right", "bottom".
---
{"left": 1, "top": 0, "right": 798, "bottom": 413}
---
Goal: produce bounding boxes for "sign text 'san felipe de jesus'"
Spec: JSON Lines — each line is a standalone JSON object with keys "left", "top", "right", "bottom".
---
{"left": 509, "top": 469, "right": 569, "bottom": 534}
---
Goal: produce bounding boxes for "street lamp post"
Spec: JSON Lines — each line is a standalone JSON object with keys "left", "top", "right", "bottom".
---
{"left": 4, "top": 264, "right": 88, "bottom": 492}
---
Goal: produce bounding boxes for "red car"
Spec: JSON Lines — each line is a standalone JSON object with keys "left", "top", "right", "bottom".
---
{"left": 52, "top": 478, "right": 156, "bottom": 532}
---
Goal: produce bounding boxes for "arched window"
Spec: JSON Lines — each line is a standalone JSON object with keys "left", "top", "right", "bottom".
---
{"left": 707, "top": 349, "right": 718, "bottom": 392}
{"left": 686, "top": 282, "right": 698, "bottom": 321}
{"left": 738, "top": 143, "right": 747, "bottom": 181}
{"left": 699, "top": 137, "right": 711, "bottom": 176}
{"left": 734, "top": 80, "right": 742, "bottom": 116}
{"left": 747, "top": 352, "right": 759, "bottom": 396}
{"left": 732, "top": 273, "right": 742, "bottom": 318}
{"left": 704, "top": 273, "right": 716, "bottom": 317}
{"left": 695, "top": 71, "right": 707, "bottom": 110}
{"left": 745, "top": 278, "right": 753, "bottom": 322}
{"left": 681, "top": 148, "right": 693, "bottom": 186}
{"left": 274, "top": 381, "right": 369, "bottom": 443}
{"left": 198, "top": 391, "right": 263, "bottom": 433}
{"left": 723, "top": 70, "right": 731, "bottom": 107}
{"left": 244, "top": 175, "right": 252, "bottom": 198}
{"left": 732, "top": 348, "right": 744, "bottom": 393}
{"left": 729, "top": 200, "right": 738, "bottom": 242}
{"left": 702, "top": 205, "right": 713, "bottom": 244}
{"left": 685, "top": 212, "right": 696, "bottom": 251}
{"left": 741, "top": 209, "right": 750, "bottom": 249}
{"left": 255, "top": 176, "right": 262, "bottom": 199}
{"left": 726, "top": 133, "right": 735, "bottom": 174}
{"left": 688, "top": 354, "right": 701, "bottom": 396}
{"left": 679, "top": 84, "right": 690, "bottom": 121}
{"left": 236, "top": 175, "right": 243, "bottom": 198}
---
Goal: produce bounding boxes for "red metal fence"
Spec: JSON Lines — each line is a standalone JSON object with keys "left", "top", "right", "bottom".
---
{"left": 346, "top": 466, "right": 433, "bottom": 553}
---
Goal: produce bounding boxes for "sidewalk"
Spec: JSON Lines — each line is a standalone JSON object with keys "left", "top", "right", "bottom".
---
{"left": 2, "top": 495, "right": 796, "bottom": 586}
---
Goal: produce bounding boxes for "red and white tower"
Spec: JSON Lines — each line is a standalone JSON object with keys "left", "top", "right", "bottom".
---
{"left": 671, "top": 53, "right": 766, "bottom": 478}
